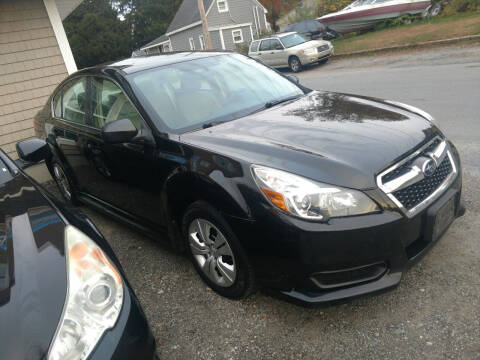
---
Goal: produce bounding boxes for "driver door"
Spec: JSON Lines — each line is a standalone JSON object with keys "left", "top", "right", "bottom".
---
{"left": 76, "top": 77, "right": 163, "bottom": 225}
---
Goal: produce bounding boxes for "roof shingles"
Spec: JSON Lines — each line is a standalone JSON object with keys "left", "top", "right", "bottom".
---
{"left": 141, "top": 0, "right": 213, "bottom": 50}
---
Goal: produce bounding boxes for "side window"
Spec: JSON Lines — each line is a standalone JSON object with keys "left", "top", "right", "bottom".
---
{"left": 271, "top": 39, "right": 283, "bottom": 50}
{"left": 53, "top": 89, "right": 62, "bottom": 118}
{"left": 259, "top": 39, "right": 271, "bottom": 51}
{"left": 91, "top": 78, "right": 143, "bottom": 130}
{"left": 250, "top": 40, "right": 260, "bottom": 52}
{"left": 62, "top": 78, "right": 87, "bottom": 124}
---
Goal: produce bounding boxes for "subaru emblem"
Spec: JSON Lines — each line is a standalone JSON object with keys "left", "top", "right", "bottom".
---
{"left": 422, "top": 159, "right": 437, "bottom": 177}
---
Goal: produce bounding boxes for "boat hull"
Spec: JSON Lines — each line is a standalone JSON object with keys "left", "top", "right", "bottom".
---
{"left": 318, "top": 0, "right": 431, "bottom": 34}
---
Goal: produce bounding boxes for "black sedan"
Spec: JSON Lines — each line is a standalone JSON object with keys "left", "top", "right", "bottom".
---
{"left": 34, "top": 52, "right": 464, "bottom": 305}
{"left": 0, "top": 142, "right": 156, "bottom": 358}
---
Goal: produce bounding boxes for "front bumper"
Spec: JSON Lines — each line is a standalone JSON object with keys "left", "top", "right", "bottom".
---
{"left": 228, "top": 163, "right": 464, "bottom": 306}
{"left": 301, "top": 47, "right": 334, "bottom": 64}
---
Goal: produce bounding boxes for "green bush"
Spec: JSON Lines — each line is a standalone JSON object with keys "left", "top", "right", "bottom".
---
{"left": 235, "top": 42, "right": 251, "bottom": 55}
{"left": 442, "top": 0, "right": 480, "bottom": 14}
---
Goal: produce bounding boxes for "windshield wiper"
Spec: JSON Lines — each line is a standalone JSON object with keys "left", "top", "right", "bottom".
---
{"left": 202, "top": 120, "right": 227, "bottom": 129}
{"left": 265, "top": 94, "right": 302, "bottom": 108}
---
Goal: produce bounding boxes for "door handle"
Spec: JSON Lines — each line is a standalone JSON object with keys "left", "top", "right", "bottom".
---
{"left": 87, "top": 142, "right": 102, "bottom": 155}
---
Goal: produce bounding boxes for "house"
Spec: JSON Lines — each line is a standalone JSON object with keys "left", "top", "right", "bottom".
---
{"left": 0, "top": 0, "right": 81, "bottom": 159}
{"left": 140, "top": 0, "right": 271, "bottom": 54}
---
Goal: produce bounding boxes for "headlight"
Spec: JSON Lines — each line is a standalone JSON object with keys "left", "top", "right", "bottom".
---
{"left": 252, "top": 165, "right": 379, "bottom": 220}
{"left": 48, "top": 225, "right": 123, "bottom": 360}
{"left": 303, "top": 47, "right": 317, "bottom": 55}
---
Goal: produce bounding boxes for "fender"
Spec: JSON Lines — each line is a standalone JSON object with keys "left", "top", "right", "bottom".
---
{"left": 161, "top": 166, "right": 251, "bottom": 252}
{"left": 44, "top": 134, "right": 81, "bottom": 190}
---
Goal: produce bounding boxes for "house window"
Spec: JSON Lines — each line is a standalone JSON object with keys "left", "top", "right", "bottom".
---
{"left": 232, "top": 29, "right": 243, "bottom": 44}
{"left": 189, "top": 38, "right": 195, "bottom": 50}
{"left": 199, "top": 35, "right": 206, "bottom": 50}
{"left": 162, "top": 42, "right": 172, "bottom": 52}
{"left": 217, "top": 0, "right": 228, "bottom": 13}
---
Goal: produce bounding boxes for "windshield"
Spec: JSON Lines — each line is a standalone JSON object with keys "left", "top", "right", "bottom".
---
{"left": 279, "top": 33, "right": 308, "bottom": 48}
{"left": 129, "top": 54, "right": 303, "bottom": 133}
{"left": 344, "top": 0, "right": 377, "bottom": 9}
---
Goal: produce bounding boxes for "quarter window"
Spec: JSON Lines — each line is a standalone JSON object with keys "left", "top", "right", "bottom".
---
{"left": 91, "top": 78, "right": 143, "bottom": 130}
{"left": 189, "top": 38, "right": 195, "bottom": 50}
{"left": 61, "top": 78, "right": 87, "bottom": 124}
{"left": 232, "top": 29, "right": 243, "bottom": 44}
{"left": 217, "top": 0, "right": 228, "bottom": 12}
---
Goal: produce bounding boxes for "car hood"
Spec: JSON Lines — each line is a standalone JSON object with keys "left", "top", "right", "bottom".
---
{"left": 0, "top": 173, "right": 66, "bottom": 359}
{"left": 181, "top": 91, "right": 441, "bottom": 189}
{"left": 290, "top": 40, "right": 329, "bottom": 51}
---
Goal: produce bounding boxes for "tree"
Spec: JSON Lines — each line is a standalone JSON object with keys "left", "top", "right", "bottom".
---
{"left": 115, "top": 0, "right": 182, "bottom": 49}
{"left": 64, "top": 0, "right": 132, "bottom": 69}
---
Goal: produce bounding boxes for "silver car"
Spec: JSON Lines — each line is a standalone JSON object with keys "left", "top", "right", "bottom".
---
{"left": 248, "top": 32, "right": 334, "bottom": 73}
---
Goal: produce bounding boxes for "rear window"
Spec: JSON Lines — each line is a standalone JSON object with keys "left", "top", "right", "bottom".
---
{"left": 250, "top": 40, "right": 260, "bottom": 52}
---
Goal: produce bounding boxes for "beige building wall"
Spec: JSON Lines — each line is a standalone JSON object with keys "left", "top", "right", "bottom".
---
{"left": 0, "top": 0, "right": 70, "bottom": 159}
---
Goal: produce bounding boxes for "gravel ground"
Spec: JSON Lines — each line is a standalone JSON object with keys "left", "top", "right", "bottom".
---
{"left": 40, "top": 45, "right": 480, "bottom": 359}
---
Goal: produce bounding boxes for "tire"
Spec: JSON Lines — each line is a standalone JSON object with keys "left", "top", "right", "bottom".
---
{"left": 182, "top": 201, "right": 255, "bottom": 299}
{"left": 429, "top": 3, "right": 442, "bottom": 17}
{"left": 48, "top": 158, "right": 79, "bottom": 205}
{"left": 289, "top": 56, "right": 303, "bottom": 73}
{"left": 319, "top": 58, "right": 329, "bottom": 65}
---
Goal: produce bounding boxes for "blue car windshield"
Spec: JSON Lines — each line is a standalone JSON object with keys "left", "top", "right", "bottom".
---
{"left": 129, "top": 54, "right": 303, "bottom": 133}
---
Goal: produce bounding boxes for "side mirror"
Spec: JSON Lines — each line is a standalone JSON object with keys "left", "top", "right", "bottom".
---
{"left": 102, "top": 119, "right": 138, "bottom": 144}
{"left": 286, "top": 74, "right": 300, "bottom": 84}
{"left": 16, "top": 138, "right": 50, "bottom": 163}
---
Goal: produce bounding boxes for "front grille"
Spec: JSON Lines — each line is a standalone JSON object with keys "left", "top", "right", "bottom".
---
{"left": 317, "top": 45, "right": 329, "bottom": 52}
{"left": 377, "top": 137, "right": 457, "bottom": 217}
{"left": 393, "top": 155, "right": 452, "bottom": 210}
{"left": 382, "top": 138, "right": 442, "bottom": 183}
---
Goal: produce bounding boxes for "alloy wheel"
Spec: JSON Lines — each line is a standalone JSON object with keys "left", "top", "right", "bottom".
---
{"left": 188, "top": 219, "right": 236, "bottom": 287}
{"left": 290, "top": 58, "right": 301, "bottom": 72}
{"left": 53, "top": 164, "right": 72, "bottom": 200}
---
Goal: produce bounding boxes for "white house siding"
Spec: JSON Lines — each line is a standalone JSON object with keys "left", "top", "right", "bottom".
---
{"left": 206, "top": 0, "right": 235, "bottom": 28}
{"left": 207, "top": 0, "right": 268, "bottom": 40}
{"left": 221, "top": 24, "right": 253, "bottom": 50}
{"left": 210, "top": 31, "right": 223, "bottom": 50}
{"left": 170, "top": 25, "right": 204, "bottom": 51}
{"left": 0, "top": 0, "right": 69, "bottom": 158}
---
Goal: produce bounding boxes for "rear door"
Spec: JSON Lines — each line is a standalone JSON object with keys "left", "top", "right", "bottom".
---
{"left": 257, "top": 39, "right": 273, "bottom": 65}
{"left": 248, "top": 40, "right": 261, "bottom": 59}
{"left": 269, "top": 39, "right": 287, "bottom": 67}
{"left": 50, "top": 77, "right": 95, "bottom": 186}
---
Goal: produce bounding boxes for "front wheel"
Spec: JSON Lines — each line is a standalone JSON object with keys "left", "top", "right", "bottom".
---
{"left": 183, "top": 201, "right": 255, "bottom": 299}
{"left": 49, "top": 159, "right": 79, "bottom": 205}
{"left": 319, "top": 58, "right": 329, "bottom": 65}
{"left": 289, "top": 56, "right": 303, "bottom": 73}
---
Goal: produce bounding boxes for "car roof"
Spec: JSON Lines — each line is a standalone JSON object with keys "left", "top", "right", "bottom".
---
{"left": 256, "top": 32, "right": 296, "bottom": 41}
{"left": 74, "top": 51, "right": 233, "bottom": 76}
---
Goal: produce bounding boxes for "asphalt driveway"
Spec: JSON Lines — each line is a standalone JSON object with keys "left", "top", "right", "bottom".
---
{"left": 39, "top": 45, "right": 480, "bottom": 359}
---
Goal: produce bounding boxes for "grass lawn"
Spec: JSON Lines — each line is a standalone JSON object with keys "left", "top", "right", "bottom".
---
{"left": 332, "top": 12, "right": 480, "bottom": 54}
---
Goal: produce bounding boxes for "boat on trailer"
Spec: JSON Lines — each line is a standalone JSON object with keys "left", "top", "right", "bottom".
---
{"left": 317, "top": 0, "right": 432, "bottom": 34}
